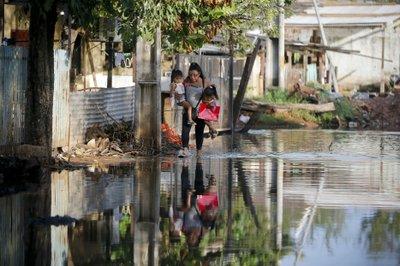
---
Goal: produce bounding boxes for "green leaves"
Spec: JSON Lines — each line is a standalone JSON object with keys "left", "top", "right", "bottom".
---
{"left": 65, "top": 0, "right": 287, "bottom": 53}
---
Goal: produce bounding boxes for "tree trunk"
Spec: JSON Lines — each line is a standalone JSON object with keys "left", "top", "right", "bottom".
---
{"left": 242, "top": 99, "right": 336, "bottom": 113}
{"left": 25, "top": 0, "right": 58, "bottom": 155}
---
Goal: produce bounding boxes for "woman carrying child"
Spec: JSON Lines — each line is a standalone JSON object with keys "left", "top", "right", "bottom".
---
{"left": 175, "top": 63, "right": 214, "bottom": 158}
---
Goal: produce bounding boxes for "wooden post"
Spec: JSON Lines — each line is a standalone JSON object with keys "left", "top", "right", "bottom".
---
{"left": 380, "top": 27, "right": 385, "bottom": 95}
{"left": 287, "top": 50, "right": 292, "bottom": 88}
{"left": 318, "top": 53, "right": 324, "bottom": 84}
{"left": 312, "top": 0, "right": 339, "bottom": 92}
{"left": 232, "top": 38, "right": 262, "bottom": 127}
{"left": 106, "top": 37, "right": 113, "bottom": 88}
{"left": 229, "top": 33, "right": 234, "bottom": 134}
{"left": 174, "top": 54, "right": 180, "bottom": 69}
{"left": 67, "top": 14, "right": 71, "bottom": 56}
{"left": 303, "top": 51, "right": 308, "bottom": 84}
{"left": 278, "top": 0, "right": 285, "bottom": 89}
{"left": 225, "top": 158, "right": 234, "bottom": 254}
{"left": 276, "top": 141, "right": 283, "bottom": 251}
{"left": 259, "top": 45, "right": 266, "bottom": 95}
{"left": 134, "top": 28, "right": 161, "bottom": 151}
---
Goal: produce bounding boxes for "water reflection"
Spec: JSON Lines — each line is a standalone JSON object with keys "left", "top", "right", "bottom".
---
{"left": 1, "top": 130, "right": 400, "bottom": 265}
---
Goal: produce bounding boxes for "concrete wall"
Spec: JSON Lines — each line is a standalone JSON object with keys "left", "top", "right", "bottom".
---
{"left": 328, "top": 26, "right": 400, "bottom": 89}
{"left": 247, "top": 53, "right": 263, "bottom": 97}
{"left": 73, "top": 40, "right": 134, "bottom": 89}
{"left": 266, "top": 38, "right": 279, "bottom": 88}
{"left": 286, "top": 24, "right": 400, "bottom": 90}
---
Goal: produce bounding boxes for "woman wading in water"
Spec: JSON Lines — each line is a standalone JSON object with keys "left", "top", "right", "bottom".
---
{"left": 177, "top": 63, "right": 213, "bottom": 157}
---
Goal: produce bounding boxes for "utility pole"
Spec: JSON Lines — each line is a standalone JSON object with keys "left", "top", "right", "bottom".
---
{"left": 134, "top": 28, "right": 161, "bottom": 151}
{"left": 278, "top": 0, "right": 285, "bottom": 89}
{"left": 380, "top": 27, "right": 385, "bottom": 95}
{"left": 312, "top": 0, "right": 339, "bottom": 92}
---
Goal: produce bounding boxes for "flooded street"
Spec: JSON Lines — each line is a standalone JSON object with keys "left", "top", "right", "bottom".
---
{"left": 1, "top": 130, "right": 400, "bottom": 265}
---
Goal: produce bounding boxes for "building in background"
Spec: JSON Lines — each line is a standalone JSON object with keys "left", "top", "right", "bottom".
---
{"left": 285, "top": 4, "right": 400, "bottom": 91}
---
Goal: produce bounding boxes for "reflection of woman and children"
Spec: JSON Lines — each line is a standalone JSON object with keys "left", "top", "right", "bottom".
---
{"left": 168, "top": 158, "right": 219, "bottom": 248}
{"left": 170, "top": 63, "right": 221, "bottom": 157}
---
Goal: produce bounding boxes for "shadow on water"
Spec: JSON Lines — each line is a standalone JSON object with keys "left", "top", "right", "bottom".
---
{"left": 1, "top": 130, "right": 400, "bottom": 265}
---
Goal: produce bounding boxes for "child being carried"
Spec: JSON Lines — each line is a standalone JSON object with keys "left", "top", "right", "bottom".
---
{"left": 198, "top": 85, "right": 220, "bottom": 139}
{"left": 169, "top": 69, "right": 196, "bottom": 125}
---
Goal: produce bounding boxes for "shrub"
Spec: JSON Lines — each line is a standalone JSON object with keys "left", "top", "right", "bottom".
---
{"left": 290, "top": 110, "right": 318, "bottom": 123}
{"left": 254, "top": 88, "right": 303, "bottom": 104}
{"left": 334, "top": 98, "right": 356, "bottom": 121}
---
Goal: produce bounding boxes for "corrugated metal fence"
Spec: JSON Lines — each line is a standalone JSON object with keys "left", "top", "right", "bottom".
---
{"left": 2, "top": 48, "right": 240, "bottom": 148}
{"left": 0, "top": 47, "right": 70, "bottom": 148}
{"left": 69, "top": 86, "right": 135, "bottom": 145}
{"left": 0, "top": 47, "right": 28, "bottom": 145}
{"left": 53, "top": 49, "right": 70, "bottom": 148}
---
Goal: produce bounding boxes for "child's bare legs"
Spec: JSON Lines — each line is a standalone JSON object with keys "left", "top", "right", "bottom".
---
{"left": 205, "top": 121, "right": 217, "bottom": 139}
{"left": 180, "top": 101, "right": 196, "bottom": 125}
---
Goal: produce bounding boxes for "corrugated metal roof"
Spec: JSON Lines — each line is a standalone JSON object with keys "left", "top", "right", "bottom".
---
{"left": 286, "top": 14, "right": 400, "bottom": 26}
{"left": 303, "top": 4, "right": 400, "bottom": 16}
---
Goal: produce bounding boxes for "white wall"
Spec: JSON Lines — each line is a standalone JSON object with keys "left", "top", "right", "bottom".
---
{"left": 328, "top": 25, "right": 400, "bottom": 89}
{"left": 286, "top": 24, "right": 400, "bottom": 89}
{"left": 76, "top": 73, "right": 135, "bottom": 89}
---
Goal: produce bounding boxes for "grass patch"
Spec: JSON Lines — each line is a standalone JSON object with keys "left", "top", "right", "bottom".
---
{"left": 289, "top": 110, "right": 318, "bottom": 123}
{"left": 251, "top": 86, "right": 357, "bottom": 129}
{"left": 253, "top": 88, "right": 304, "bottom": 104}
{"left": 334, "top": 98, "right": 356, "bottom": 121}
{"left": 317, "top": 112, "right": 338, "bottom": 128}
{"left": 306, "top": 81, "right": 331, "bottom": 91}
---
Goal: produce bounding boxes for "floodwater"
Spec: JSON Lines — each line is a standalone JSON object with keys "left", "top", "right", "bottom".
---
{"left": 1, "top": 129, "right": 400, "bottom": 265}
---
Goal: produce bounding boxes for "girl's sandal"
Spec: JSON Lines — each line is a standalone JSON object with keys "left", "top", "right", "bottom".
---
{"left": 210, "top": 129, "right": 218, "bottom": 139}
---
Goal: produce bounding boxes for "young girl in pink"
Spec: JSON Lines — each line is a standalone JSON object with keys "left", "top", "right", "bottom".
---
{"left": 198, "top": 85, "right": 220, "bottom": 139}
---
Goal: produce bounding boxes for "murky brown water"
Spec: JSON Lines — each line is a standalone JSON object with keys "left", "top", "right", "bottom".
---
{"left": 1, "top": 130, "right": 400, "bottom": 265}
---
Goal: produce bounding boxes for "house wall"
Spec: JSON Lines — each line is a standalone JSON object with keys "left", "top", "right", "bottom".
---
{"left": 73, "top": 40, "right": 134, "bottom": 89}
{"left": 328, "top": 26, "right": 400, "bottom": 89}
{"left": 286, "top": 24, "right": 400, "bottom": 90}
{"left": 247, "top": 54, "right": 263, "bottom": 97}
{"left": 80, "top": 40, "right": 106, "bottom": 88}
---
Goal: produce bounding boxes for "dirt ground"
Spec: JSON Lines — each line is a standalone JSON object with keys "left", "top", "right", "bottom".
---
{"left": 353, "top": 94, "right": 400, "bottom": 131}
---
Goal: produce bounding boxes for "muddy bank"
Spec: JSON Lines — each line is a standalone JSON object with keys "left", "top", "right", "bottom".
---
{"left": 352, "top": 94, "right": 400, "bottom": 131}
{"left": 248, "top": 88, "right": 400, "bottom": 131}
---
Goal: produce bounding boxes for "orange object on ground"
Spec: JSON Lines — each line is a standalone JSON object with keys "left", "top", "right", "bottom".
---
{"left": 161, "top": 123, "right": 182, "bottom": 146}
